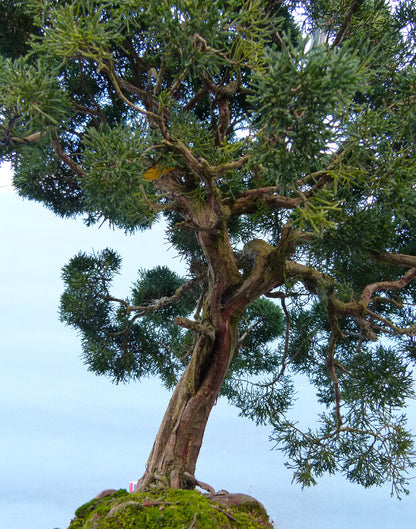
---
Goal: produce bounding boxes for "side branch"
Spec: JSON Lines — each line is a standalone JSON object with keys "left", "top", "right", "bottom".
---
{"left": 73, "top": 102, "right": 108, "bottom": 126}
{"left": 98, "top": 278, "right": 198, "bottom": 316}
{"left": 326, "top": 332, "right": 343, "bottom": 430}
{"left": 226, "top": 228, "right": 305, "bottom": 315}
{"left": 286, "top": 260, "right": 416, "bottom": 315}
{"left": 286, "top": 260, "right": 416, "bottom": 342}
{"left": 230, "top": 189, "right": 301, "bottom": 216}
{"left": 360, "top": 268, "right": 416, "bottom": 307}
{"left": 51, "top": 132, "right": 88, "bottom": 179}
{"left": 174, "top": 317, "right": 215, "bottom": 339}
{"left": 331, "top": 0, "right": 364, "bottom": 49}
{"left": 367, "top": 309, "right": 416, "bottom": 336}
{"left": 371, "top": 251, "right": 416, "bottom": 268}
{"left": 285, "top": 261, "right": 335, "bottom": 296}
{"left": 101, "top": 61, "right": 161, "bottom": 124}
{"left": 162, "top": 138, "right": 249, "bottom": 183}
{"left": 217, "top": 154, "right": 250, "bottom": 174}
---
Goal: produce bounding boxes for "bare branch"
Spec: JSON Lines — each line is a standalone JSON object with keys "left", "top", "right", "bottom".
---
{"left": 98, "top": 278, "right": 198, "bottom": 316}
{"left": 192, "top": 33, "right": 243, "bottom": 67}
{"left": 73, "top": 102, "right": 108, "bottom": 126}
{"left": 101, "top": 61, "right": 161, "bottom": 124}
{"left": 217, "top": 154, "right": 250, "bottom": 174}
{"left": 183, "top": 88, "right": 209, "bottom": 113}
{"left": 372, "top": 251, "right": 416, "bottom": 268}
{"left": 51, "top": 132, "right": 88, "bottom": 178}
{"left": 280, "top": 296, "right": 291, "bottom": 368}
{"left": 366, "top": 309, "right": 416, "bottom": 336}
{"left": 7, "top": 131, "right": 42, "bottom": 146}
{"left": 174, "top": 317, "right": 215, "bottom": 339}
{"left": 326, "top": 332, "right": 343, "bottom": 431}
{"left": 230, "top": 188, "right": 301, "bottom": 216}
{"left": 331, "top": 0, "right": 364, "bottom": 49}
{"left": 369, "top": 296, "right": 404, "bottom": 310}
{"left": 360, "top": 268, "right": 416, "bottom": 307}
{"left": 238, "top": 318, "right": 262, "bottom": 347}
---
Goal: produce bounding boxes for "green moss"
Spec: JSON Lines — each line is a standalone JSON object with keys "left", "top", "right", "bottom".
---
{"left": 68, "top": 489, "right": 274, "bottom": 529}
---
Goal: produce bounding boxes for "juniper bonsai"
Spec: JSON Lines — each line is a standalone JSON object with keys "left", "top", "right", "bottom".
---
{"left": 1, "top": 0, "right": 416, "bottom": 497}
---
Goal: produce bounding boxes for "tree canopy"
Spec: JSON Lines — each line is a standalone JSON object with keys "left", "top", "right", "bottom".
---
{"left": 1, "top": 0, "right": 416, "bottom": 497}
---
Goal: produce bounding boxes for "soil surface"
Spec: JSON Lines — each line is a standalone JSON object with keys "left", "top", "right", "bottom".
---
{"left": 68, "top": 487, "right": 275, "bottom": 528}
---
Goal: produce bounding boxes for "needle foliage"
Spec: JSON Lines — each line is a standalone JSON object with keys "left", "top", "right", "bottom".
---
{"left": 2, "top": 0, "right": 416, "bottom": 497}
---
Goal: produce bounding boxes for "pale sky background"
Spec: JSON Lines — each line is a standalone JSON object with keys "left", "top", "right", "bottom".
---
{"left": 1, "top": 162, "right": 416, "bottom": 529}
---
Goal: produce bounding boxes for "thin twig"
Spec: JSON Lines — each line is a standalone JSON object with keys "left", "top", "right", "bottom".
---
{"left": 98, "top": 278, "right": 198, "bottom": 315}
{"left": 188, "top": 512, "right": 198, "bottom": 529}
{"left": 51, "top": 132, "right": 88, "bottom": 178}
{"left": 331, "top": 0, "right": 364, "bottom": 49}
{"left": 211, "top": 505, "right": 238, "bottom": 523}
{"left": 326, "top": 332, "right": 343, "bottom": 431}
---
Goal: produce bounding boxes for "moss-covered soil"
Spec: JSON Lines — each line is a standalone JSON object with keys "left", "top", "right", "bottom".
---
{"left": 68, "top": 488, "right": 274, "bottom": 529}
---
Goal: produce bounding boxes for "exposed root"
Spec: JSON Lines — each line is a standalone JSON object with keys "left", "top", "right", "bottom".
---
{"left": 135, "top": 470, "right": 215, "bottom": 494}
{"left": 188, "top": 512, "right": 198, "bottom": 529}
{"left": 211, "top": 505, "right": 239, "bottom": 523}
{"left": 183, "top": 471, "right": 216, "bottom": 493}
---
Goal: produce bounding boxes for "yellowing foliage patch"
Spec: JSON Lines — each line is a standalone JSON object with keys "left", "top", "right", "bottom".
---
{"left": 143, "top": 165, "right": 174, "bottom": 181}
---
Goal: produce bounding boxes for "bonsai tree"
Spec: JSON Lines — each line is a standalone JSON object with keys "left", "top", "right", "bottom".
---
{"left": 1, "top": 0, "right": 416, "bottom": 497}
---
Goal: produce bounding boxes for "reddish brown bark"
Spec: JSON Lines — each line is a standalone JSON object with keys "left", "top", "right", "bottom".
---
{"left": 136, "top": 213, "right": 243, "bottom": 489}
{"left": 137, "top": 300, "right": 240, "bottom": 490}
{"left": 136, "top": 177, "right": 299, "bottom": 491}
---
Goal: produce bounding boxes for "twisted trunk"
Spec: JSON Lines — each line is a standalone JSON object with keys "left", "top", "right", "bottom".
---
{"left": 137, "top": 220, "right": 243, "bottom": 490}
{"left": 137, "top": 309, "right": 239, "bottom": 490}
{"left": 136, "top": 194, "right": 290, "bottom": 490}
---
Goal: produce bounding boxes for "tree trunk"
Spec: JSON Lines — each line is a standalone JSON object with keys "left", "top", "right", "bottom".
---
{"left": 134, "top": 219, "right": 289, "bottom": 490}
{"left": 135, "top": 199, "right": 276, "bottom": 490}
{"left": 133, "top": 194, "right": 247, "bottom": 489}
{"left": 137, "top": 309, "right": 240, "bottom": 490}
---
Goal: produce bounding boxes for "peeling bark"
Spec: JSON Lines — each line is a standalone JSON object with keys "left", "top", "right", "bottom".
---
{"left": 137, "top": 297, "right": 240, "bottom": 490}
{"left": 137, "top": 214, "right": 244, "bottom": 489}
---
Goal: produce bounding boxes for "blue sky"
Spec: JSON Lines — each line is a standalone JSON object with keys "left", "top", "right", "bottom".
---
{"left": 1, "top": 164, "right": 416, "bottom": 529}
